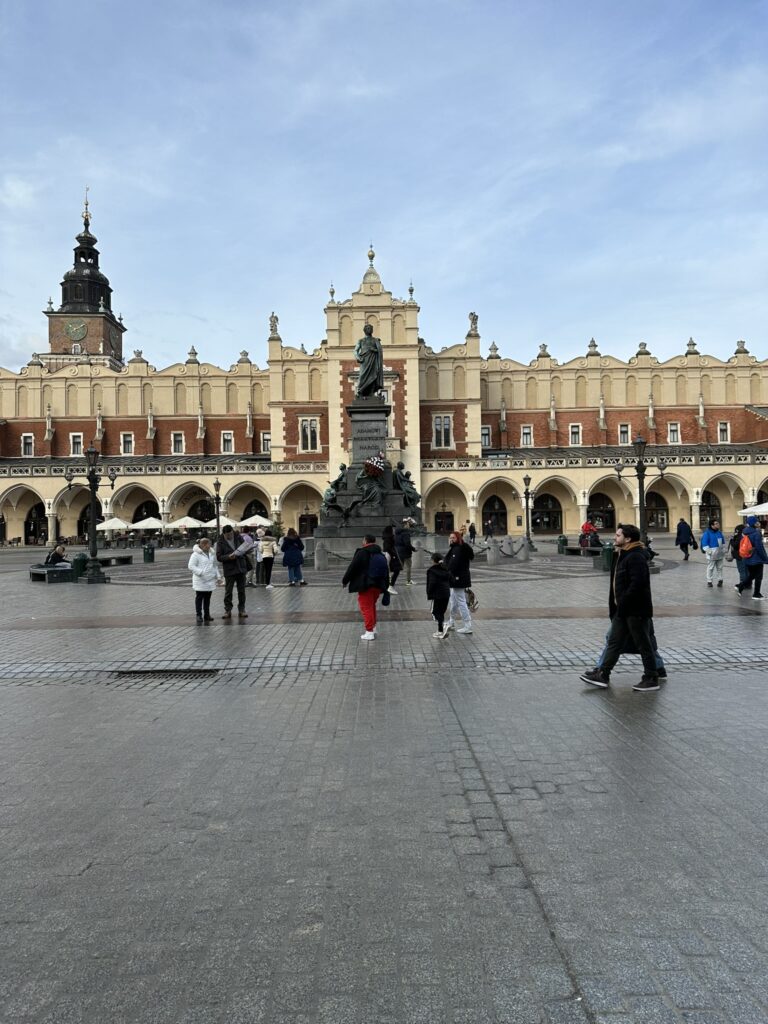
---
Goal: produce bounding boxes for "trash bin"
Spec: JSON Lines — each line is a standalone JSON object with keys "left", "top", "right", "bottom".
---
{"left": 71, "top": 553, "right": 88, "bottom": 579}
{"left": 143, "top": 545, "right": 155, "bottom": 564}
{"left": 557, "top": 534, "right": 568, "bottom": 554}
{"left": 599, "top": 542, "right": 614, "bottom": 572}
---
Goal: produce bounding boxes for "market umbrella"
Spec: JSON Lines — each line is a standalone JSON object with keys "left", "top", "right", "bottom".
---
{"left": 96, "top": 517, "right": 131, "bottom": 531}
{"left": 165, "top": 515, "right": 204, "bottom": 529}
{"left": 200, "top": 515, "right": 238, "bottom": 529}
{"left": 130, "top": 517, "right": 166, "bottom": 530}
{"left": 737, "top": 502, "right": 768, "bottom": 516}
{"left": 238, "top": 513, "right": 273, "bottom": 528}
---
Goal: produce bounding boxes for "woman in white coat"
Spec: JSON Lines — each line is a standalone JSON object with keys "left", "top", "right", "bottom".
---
{"left": 188, "top": 537, "right": 222, "bottom": 622}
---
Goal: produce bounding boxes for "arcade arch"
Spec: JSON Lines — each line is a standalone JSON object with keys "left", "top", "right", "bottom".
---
{"left": 423, "top": 479, "right": 469, "bottom": 536}
{"left": 279, "top": 481, "right": 324, "bottom": 536}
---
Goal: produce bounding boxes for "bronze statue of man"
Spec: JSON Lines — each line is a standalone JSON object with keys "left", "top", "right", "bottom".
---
{"left": 354, "top": 324, "right": 384, "bottom": 398}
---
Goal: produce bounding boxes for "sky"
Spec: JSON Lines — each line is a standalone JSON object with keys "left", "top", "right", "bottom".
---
{"left": 1, "top": 0, "right": 767, "bottom": 372}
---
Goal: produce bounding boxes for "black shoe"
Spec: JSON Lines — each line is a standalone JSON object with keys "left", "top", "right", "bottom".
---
{"left": 633, "top": 676, "right": 660, "bottom": 692}
{"left": 299, "top": 580, "right": 307, "bottom": 586}
{"left": 222, "top": 612, "right": 232, "bottom": 620}
{"left": 580, "top": 668, "right": 610, "bottom": 688}
{"left": 657, "top": 667, "right": 667, "bottom": 679}
{"left": 734, "top": 585, "right": 742, "bottom": 596}
{"left": 196, "top": 615, "right": 204, "bottom": 623}
{"left": 203, "top": 616, "right": 214, "bottom": 622}
{"left": 684, "top": 554, "right": 689, "bottom": 560}
{"left": 717, "top": 580, "right": 723, "bottom": 588}
{"left": 707, "top": 582, "right": 713, "bottom": 588}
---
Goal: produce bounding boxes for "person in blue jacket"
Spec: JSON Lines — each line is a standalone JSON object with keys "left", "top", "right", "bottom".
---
{"left": 700, "top": 518, "right": 726, "bottom": 588}
{"left": 735, "top": 515, "right": 768, "bottom": 600}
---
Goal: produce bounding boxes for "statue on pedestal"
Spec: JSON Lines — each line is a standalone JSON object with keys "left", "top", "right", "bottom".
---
{"left": 354, "top": 324, "right": 384, "bottom": 398}
{"left": 394, "top": 461, "right": 421, "bottom": 515}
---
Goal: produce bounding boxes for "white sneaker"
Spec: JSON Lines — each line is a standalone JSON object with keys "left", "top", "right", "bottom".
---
{"left": 405, "top": 580, "right": 413, "bottom": 586}
{"left": 444, "top": 620, "right": 454, "bottom": 632}
{"left": 431, "top": 631, "right": 444, "bottom": 638}
{"left": 388, "top": 586, "right": 398, "bottom": 594}
{"left": 360, "top": 631, "right": 376, "bottom": 640}
{"left": 265, "top": 584, "right": 274, "bottom": 589}
{"left": 456, "top": 626, "right": 473, "bottom": 634}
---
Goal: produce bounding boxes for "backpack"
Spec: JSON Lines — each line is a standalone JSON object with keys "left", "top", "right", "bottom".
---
{"left": 366, "top": 551, "right": 389, "bottom": 587}
{"left": 739, "top": 533, "right": 754, "bottom": 559}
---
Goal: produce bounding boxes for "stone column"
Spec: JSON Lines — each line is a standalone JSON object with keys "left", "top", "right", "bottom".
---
{"left": 47, "top": 513, "right": 58, "bottom": 544}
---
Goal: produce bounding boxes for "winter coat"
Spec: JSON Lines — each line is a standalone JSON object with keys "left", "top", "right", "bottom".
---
{"left": 216, "top": 533, "right": 247, "bottom": 577}
{"left": 675, "top": 521, "right": 695, "bottom": 546}
{"left": 188, "top": 544, "right": 222, "bottom": 591}
{"left": 394, "top": 526, "right": 415, "bottom": 559}
{"left": 342, "top": 543, "right": 387, "bottom": 593}
{"left": 382, "top": 527, "right": 401, "bottom": 565}
{"left": 281, "top": 536, "right": 305, "bottom": 567}
{"left": 700, "top": 528, "right": 725, "bottom": 558}
{"left": 609, "top": 541, "right": 653, "bottom": 619}
{"left": 741, "top": 524, "right": 768, "bottom": 566}
{"left": 260, "top": 537, "right": 279, "bottom": 560}
{"left": 426, "top": 563, "right": 452, "bottom": 602}
{"left": 443, "top": 540, "right": 474, "bottom": 589}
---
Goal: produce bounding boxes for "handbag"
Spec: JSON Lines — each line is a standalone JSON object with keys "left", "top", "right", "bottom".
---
{"left": 691, "top": 539, "right": 698, "bottom": 550}
{"left": 381, "top": 591, "right": 391, "bottom": 606}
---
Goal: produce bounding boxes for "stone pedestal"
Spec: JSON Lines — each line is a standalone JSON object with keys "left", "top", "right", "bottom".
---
{"left": 314, "top": 395, "right": 423, "bottom": 554}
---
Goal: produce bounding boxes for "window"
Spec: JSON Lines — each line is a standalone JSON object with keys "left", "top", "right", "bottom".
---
{"left": 521, "top": 425, "right": 533, "bottom": 447}
{"left": 261, "top": 431, "right": 271, "bottom": 454}
{"left": 299, "top": 417, "right": 319, "bottom": 452}
{"left": 21, "top": 433, "right": 34, "bottom": 457}
{"left": 667, "top": 422, "right": 680, "bottom": 444}
{"left": 171, "top": 431, "right": 185, "bottom": 454}
{"left": 70, "top": 433, "right": 83, "bottom": 456}
{"left": 569, "top": 424, "right": 582, "bottom": 446}
{"left": 121, "top": 433, "right": 134, "bottom": 455}
{"left": 718, "top": 421, "right": 731, "bottom": 443}
{"left": 481, "top": 425, "right": 491, "bottom": 448}
{"left": 221, "top": 430, "right": 234, "bottom": 454}
{"left": 433, "top": 414, "right": 452, "bottom": 448}
{"left": 618, "top": 423, "right": 630, "bottom": 445}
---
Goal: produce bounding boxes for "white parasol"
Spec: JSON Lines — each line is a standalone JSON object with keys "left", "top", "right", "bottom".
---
{"left": 130, "top": 517, "right": 166, "bottom": 530}
{"left": 96, "top": 517, "right": 131, "bottom": 531}
{"left": 165, "top": 515, "right": 205, "bottom": 529}
{"left": 238, "top": 513, "right": 273, "bottom": 528}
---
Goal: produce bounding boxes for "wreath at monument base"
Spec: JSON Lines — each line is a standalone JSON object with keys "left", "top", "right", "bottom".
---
{"left": 362, "top": 452, "right": 386, "bottom": 478}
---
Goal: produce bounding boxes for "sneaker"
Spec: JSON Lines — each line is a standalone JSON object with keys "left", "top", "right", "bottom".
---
{"left": 388, "top": 587, "right": 398, "bottom": 595}
{"left": 299, "top": 581, "right": 307, "bottom": 586}
{"left": 196, "top": 615, "right": 204, "bottom": 623}
{"left": 203, "top": 616, "right": 214, "bottom": 622}
{"left": 222, "top": 613, "right": 232, "bottom": 620}
{"left": 431, "top": 631, "right": 444, "bottom": 638}
{"left": 752, "top": 594, "right": 766, "bottom": 601}
{"left": 456, "top": 626, "right": 473, "bottom": 634}
{"left": 360, "top": 631, "right": 376, "bottom": 641}
{"left": 717, "top": 580, "right": 723, "bottom": 588}
{"left": 405, "top": 580, "right": 413, "bottom": 586}
{"left": 734, "top": 585, "right": 742, "bottom": 595}
{"left": 707, "top": 582, "right": 713, "bottom": 588}
{"left": 265, "top": 584, "right": 274, "bottom": 589}
{"left": 440, "top": 628, "right": 451, "bottom": 639}
{"left": 633, "top": 676, "right": 660, "bottom": 692}
{"left": 580, "top": 668, "right": 609, "bottom": 688}
{"left": 238, "top": 612, "right": 248, "bottom": 619}
{"left": 444, "top": 620, "right": 455, "bottom": 632}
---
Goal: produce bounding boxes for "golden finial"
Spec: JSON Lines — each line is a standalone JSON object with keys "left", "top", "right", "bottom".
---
{"left": 82, "top": 185, "right": 91, "bottom": 226}
{"left": 368, "top": 243, "right": 375, "bottom": 266}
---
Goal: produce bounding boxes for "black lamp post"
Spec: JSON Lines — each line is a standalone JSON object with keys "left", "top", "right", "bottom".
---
{"left": 523, "top": 473, "right": 537, "bottom": 551}
{"left": 64, "top": 445, "right": 117, "bottom": 583}
{"left": 213, "top": 478, "right": 222, "bottom": 539}
{"left": 616, "top": 436, "right": 665, "bottom": 545}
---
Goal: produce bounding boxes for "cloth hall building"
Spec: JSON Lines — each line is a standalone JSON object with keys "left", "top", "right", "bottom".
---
{"left": 2, "top": 209, "right": 768, "bottom": 546}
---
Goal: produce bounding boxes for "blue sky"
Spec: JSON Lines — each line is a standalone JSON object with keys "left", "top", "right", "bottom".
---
{"left": 1, "top": 0, "right": 766, "bottom": 371}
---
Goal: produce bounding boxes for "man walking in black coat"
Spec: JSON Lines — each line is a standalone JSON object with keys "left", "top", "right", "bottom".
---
{"left": 443, "top": 530, "right": 475, "bottom": 634}
{"left": 675, "top": 517, "right": 696, "bottom": 560}
{"left": 580, "top": 523, "right": 659, "bottom": 692}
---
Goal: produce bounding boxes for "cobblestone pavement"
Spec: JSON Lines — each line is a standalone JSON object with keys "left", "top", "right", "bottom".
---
{"left": 2, "top": 542, "right": 768, "bottom": 1023}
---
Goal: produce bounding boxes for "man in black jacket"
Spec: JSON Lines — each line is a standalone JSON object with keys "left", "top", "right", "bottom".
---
{"left": 443, "top": 531, "right": 475, "bottom": 634}
{"left": 342, "top": 534, "right": 389, "bottom": 640}
{"left": 580, "top": 523, "right": 659, "bottom": 692}
{"left": 394, "top": 519, "right": 415, "bottom": 585}
{"left": 216, "top": 526, "right": 248, "bottom": 620}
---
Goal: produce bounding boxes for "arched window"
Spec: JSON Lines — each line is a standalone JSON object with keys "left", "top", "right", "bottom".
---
{"left": 725, "top": 374, "right": 737, "bottom": 404}
{"left": 651, "top": 375, "right": 662, "bottom": 403}
{"left": 188, "top": 498, "right": 215, "bottom": 522}
{"left": 626, "top": 375, "right": 637, "bottom": 406}
{"left": 283, "top": 369, "right": 296, "bottom": 402}
{"left": 116, "top": 383, "right": 128, "bottom": 415}
{"left": 392, "top": 314, "right": 405, "bottom": 345}
{"left": 482, "top": 495, "right": 507, "bottom": 535}
{"left": 175, "top": 383, "right": 187, "bottom": 414}
{"left": 502, "top": 377, "right": 513, "bottom": 408}
{"left": 251, "top": 383, "right": 263, "bottom": 413}
{"left": 587, "top": 492, "right": 615, "bottom": 531}
{"left": 601, "top": 376, "right": 612, "bottom": 404}
{"left": 66, "top": 384, "right": 78, "bottom": 416}
{"left": 699, "top": 490, "right": 721, "bottom": 531}
{"left": 142, "top": 383, "right": 153, "bottom": 413}
{"left": 575, "top": 375, "right": 587, "bottom": 407}
{"left": 480, "top": 379, "right": 489, "bottom": 408}
{"left": 425, "top": 365, "right": 439, "bottom": 399}
{"left": 644, "top": 491, "right": 669, "bottom": 532}
{"left": 453, "top": 366, "right": 466, "bottom": 400}
{"left": 25, "top": 501, "right": 46, "bottom": 544}
{"left": 700, "top": 374, "right": 712, "bottom": 403}
{"left": 526, "top": 377, "right": 537, "bottom": 407}
{"left": 242, "top": 498, "right": 270, "bottom": 520}
{"left": 550, "top": 377, "right": 562, "bottom": 405}
{"left": 227, "top": 383, "right": 239, "bottom": 414}
{"left": 309, "top": 368, "right": 321, "bottom": 402}
{"left": 676, "top": 375, "right": 687, "bottom": 404}
{"left": 200, "top": 383, "right": 212, "bottom": 414}
{"left": 751, "top": 374, "right": 761, "bottom": 403}
{"left": 532, "top": 493, "right": 562, "bottom": 533}
{"left": 340, "top": 315, "right": 353, "bottom": 346}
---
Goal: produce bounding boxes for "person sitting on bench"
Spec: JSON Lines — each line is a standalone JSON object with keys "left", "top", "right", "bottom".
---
{"left": 44, "top": 545, "right": 71, "bottom": 567}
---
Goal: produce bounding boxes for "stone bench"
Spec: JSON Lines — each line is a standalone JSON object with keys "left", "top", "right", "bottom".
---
{"left": 29, "top": 566, "right": 75, "bottom": 583}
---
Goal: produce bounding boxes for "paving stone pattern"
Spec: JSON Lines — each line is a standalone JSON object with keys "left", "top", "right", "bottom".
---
{"left": 1, "top": 545, "right": 768, "bottom": 1023}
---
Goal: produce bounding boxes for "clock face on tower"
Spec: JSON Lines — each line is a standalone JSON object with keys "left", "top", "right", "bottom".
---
{"left": 65, "top": 320, "right": 88, "bottom": 343}
{"left": 109, "top": 326, "right": 120, "bottom": 349}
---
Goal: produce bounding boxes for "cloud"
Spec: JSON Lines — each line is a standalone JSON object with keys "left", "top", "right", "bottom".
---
{"left": 0, "top": 175, "right": 42, "bottom": 210}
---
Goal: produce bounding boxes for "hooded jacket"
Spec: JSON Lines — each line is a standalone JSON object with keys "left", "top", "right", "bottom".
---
{"left": 443, "top": 539, "right": 474, "bottom": 589}
{"left": 188, "top": 544, "right": 222, "bottom": 591}
{"left": 742, "top": 519, "right": 768, "bottom": 566}
{"left": 342, "top": 543, "right": 386, "bottom": 593}
{"left": 609, "top": 541, "right": 653, "bottom": 619}
{"left": 426, "top": 562, "right": 452, "bottom": 602}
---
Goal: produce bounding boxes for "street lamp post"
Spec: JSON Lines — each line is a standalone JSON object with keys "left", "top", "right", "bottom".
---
{"left": 213, "top": 478, "right": 222, "bottom": 539}
{"left": 522, "top": 473, "right": 537, "bottom": 551}
{"left": 616, "top": 436, "right": 665, "bottom": 546}
{"left": 64, "top": 445, "right": 117, "bottom": 583}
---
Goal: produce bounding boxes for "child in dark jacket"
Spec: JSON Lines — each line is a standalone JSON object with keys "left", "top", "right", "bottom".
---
{"left": 426, "top": 552, "right": 452, "bottom": 639}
